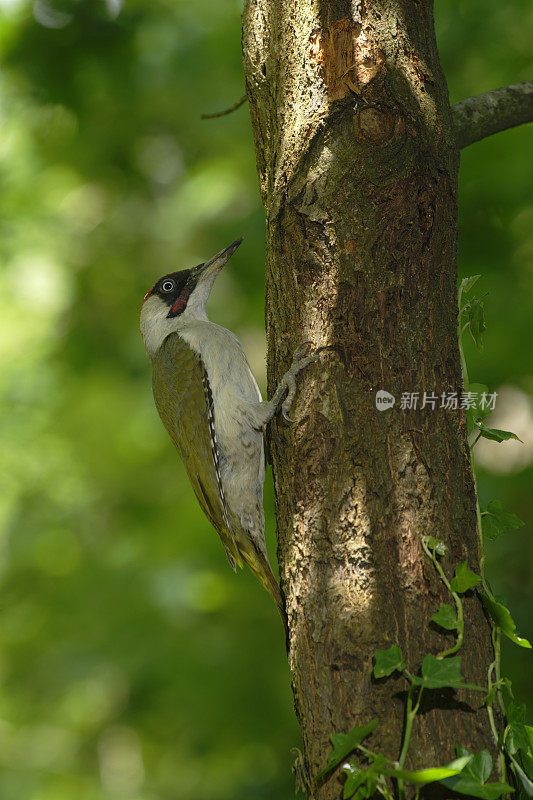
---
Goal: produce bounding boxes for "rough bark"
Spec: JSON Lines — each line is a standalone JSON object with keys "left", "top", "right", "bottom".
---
{"left": 242, "top": 2, "right": 497, "bottom": 797}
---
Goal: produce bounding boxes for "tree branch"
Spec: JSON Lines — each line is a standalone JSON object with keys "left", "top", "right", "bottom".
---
{"left": 452, "top": 81, "right": 533, "bottom": 150}
{"left": 201, "top": 94, "right": 247, "bottom": 120}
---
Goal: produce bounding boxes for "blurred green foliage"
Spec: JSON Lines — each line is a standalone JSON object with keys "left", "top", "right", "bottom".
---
{"left": 0, "top": 0, "right": 531, "bottom": 797}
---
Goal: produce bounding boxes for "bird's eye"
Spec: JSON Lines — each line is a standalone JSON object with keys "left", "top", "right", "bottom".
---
{"left": 161, "top": 280, "right": 174, "bottom": 292}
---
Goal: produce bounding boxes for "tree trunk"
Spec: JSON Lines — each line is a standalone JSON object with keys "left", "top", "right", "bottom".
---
{"left": 242, "top": 1, "right": 496, "bottom": 797}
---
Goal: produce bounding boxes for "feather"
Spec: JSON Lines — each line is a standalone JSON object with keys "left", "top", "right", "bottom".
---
{"left": 152, "top": 333, "right": 241, "bottom": 569}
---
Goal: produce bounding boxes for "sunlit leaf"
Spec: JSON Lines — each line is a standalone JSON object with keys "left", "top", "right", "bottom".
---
{"left": 475, "top": 421, "right": 523, "bottom": 443}
{"left": 410, "top": 655, "right": 484, "bottom": 691}
{"left": 342, "top": 754, "right": 387, "bottom": 799}
{"left": 479, "top": 593, "right": 532, "bottom": 648}
{"left": 385, "top": 756, "right": 472, "bottom": 786}
{"left": 424, "top": 536, "right": 447, "bottom": 556}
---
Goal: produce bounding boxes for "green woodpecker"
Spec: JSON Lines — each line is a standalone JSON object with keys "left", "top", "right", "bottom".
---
{"left": 140, "top": 239, "right": 318, "bottom": 615}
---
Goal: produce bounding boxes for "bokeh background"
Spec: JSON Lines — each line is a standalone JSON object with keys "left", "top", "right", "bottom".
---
{"left": 0, "top": 0, "right": 531, "bottom": 797}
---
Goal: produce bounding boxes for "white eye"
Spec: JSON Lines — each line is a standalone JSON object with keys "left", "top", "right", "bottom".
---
{"left": 162, "top": 280, "right": 174, "bottom": 292}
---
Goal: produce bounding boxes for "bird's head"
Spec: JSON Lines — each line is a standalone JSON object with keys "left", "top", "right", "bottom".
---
{"left": 140, "top": 237, "right": 242, "bottom": 358}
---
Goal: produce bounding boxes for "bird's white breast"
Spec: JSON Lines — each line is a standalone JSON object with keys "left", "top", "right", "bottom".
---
{"left": 178, "top": 320, "right": 262, "bottom": 417}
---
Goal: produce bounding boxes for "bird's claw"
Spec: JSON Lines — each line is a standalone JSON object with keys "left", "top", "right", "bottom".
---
{"left": 282, "top": 404, "right": 294, "bottom": 423}
{"left": 292, "top": 340, "right": 314, "bottom": 363}
{"left": 279, "top": 341, "right": 326, "bottom": 424}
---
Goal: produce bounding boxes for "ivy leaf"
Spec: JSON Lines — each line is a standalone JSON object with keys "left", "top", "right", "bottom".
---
{"left": 468, "top": 298, "right": 486, "bottom": 350}
{"left": 439, "top": 750, "right": 514, "bottom": 799}
{"left": 431, "top": 603, "right": 458, "bottom": 630}
{"left": 468, "top": 383, "right": 492, "bottom": 422}
{"left": 450, "top": 561, "right": 481, "bottom": 593}
{"left": 316, "top": 718, "right": 379, "bottom": 779}
{"left": 508, "top": 755, "right": 533, "bottom": 798}
{"left": 469, "top": 751, "right": 495, "bottom": 784}
{"left": 507, "top": 724, "right": 531, "bottom": 758}
{"left": 483, "top": 678, "right": 511, "bottom": 709}
{"left": 481, "top": 501, "right": 525, "bottom": 541}
{"left": 410, "top": 655, "right": 484, "bottom": 691}
{"left": 479, "top": 593, "right": 532, "bottom": 649}
{"left": 385, "top": 756, "right": 473, "bottom": 786}
{"left": 508, "top": 702, "right": 527, "bottom": 726}
{"left": 506, "top": 703, "right": 531, "bottom": 757}
{"left": 500, "top": 678, "right": 516, "bottom": 709}
{"left": 475, "top": 420, "right": 523, "bottom": 443}
{"left": 526, "top": 726, "right": 533, "bottom": 752}
{"left": 373, "top": 646, "right": 405, "bottom": 679}
{"left": 424, "top": 536, "right": 447, "bottom": 556}
{"left": 440, "top": 775, "right": 513, "bottom": 799}
{"left": 342, "top": 754, "right": 387, "bottom": 799}
{"left": 459, "top": 275, "right": 481, "bottom": 298}
{"left": 342, "top": 762, "right": 367, "bottom": 800}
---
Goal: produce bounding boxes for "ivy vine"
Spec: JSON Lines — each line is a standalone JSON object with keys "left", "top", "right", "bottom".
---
{"left": 314, "top": 276, "right": 532, "bottom": 800}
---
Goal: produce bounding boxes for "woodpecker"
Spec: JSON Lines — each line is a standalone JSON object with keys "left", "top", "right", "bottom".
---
{"left": 140, "top": 238, "right": 318, "bottom": 615}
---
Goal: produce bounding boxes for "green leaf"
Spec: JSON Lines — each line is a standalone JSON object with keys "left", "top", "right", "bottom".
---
{"left": 410, "top": 655, "right": 484, "bottom": 691}
{"left": 450, "top": 561, "right": 481, "bottom": 593}
{"left": 483, "top": 679, "right": 504, "bottom": 708}
{"left": 431, "top": 603, "right": 458, "bottom": 630}
{"left": 526, "top": 726, "right": 533, "bottom": 755}
{"left": 342, "top": 763, "right": 366, "bottom": 800}
{"left": 440, "top": 750, "right": 514, "bottom": 799}
{"left": 459, "top": 275, "right": 481, "bottom": 299}
{"left": 385, "top": 756, "right": 473, "bottom": 786}
{"left": 440, "top": 774, "right": 513, "bottom": 799}
{"left": 342, "top": 754, "right": 387, "bottom": 800}
{"left": 475, "top": 420, "right": 523, "bottom": 443}
{"left": 479, "top": 593, "right": 532, "bottom": 649}
{"left": 450, "top": 778, "right": 512, "bottom": 798}
{"left": 501, "top": 678, "right": 515, "bottom": 709}
{"left": 506, "top": 703, "right": 531, "bottom": 756}
{"left": 508, "top": 702, "right": 527, "bottom": 726}
{"left": 316, "top": 718, "right": 379, "bottom": 779}
{"left": 508, "top": 755, "right": 533, "bottom": 798}
{"left": 468, "top": 383, "right": 492, "bottom": 421}
{"left": 424, "top": 536, "right": 447, "bottom": 556}
{"left": 471, "top": 751, "right": 494, "bottom": 784}
{"left": 481, "top": 500, "right": 525, "bottom": 541}
{"left": 508, "top": 725, "right": 531, "bottom": 758}
{"left": 373, "top": 645, "right": 405, "bottom": 679}
{"left": 468, "top": 298, "right": 486, "bottom": 350}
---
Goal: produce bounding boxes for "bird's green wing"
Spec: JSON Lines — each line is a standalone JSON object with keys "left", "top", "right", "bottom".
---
{"left": 152, "top": 333, "right": 240, "bottom": 568}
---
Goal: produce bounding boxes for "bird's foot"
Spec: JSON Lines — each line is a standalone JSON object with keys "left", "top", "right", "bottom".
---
{"left": 281, "top": 341, "right": 322, "bottom": 422}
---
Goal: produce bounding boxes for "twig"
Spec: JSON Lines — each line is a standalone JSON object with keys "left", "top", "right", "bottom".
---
{"left": 201, "top": 93, "right": 248, "bottom": 119}
{"left": 452, "top": 81, "right": 533, "bottom": 149}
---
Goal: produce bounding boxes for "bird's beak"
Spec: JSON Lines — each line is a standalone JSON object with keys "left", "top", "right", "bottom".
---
{"left": 191, "top": 237, "right": 243, "bottom": 288}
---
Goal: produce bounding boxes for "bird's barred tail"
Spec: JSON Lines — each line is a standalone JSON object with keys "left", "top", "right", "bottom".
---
{"left": 240, "top": 542, "right": 285, "bottom": 620}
